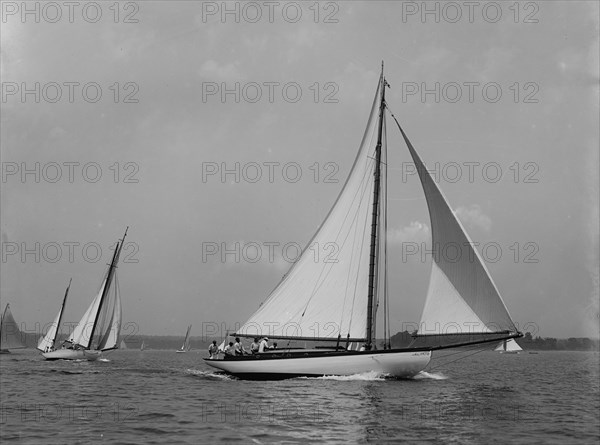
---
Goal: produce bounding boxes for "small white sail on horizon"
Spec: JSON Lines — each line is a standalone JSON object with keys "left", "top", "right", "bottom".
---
{"left": 176, "top": 325, "right": 193, "bottom": 353}
{"left": 495, "top": 338, "right": 522, "bottom": 353}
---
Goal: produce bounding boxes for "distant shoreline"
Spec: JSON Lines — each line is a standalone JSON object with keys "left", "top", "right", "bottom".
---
{"left": 14, "top": 331, "right": 600, "bottom": 352}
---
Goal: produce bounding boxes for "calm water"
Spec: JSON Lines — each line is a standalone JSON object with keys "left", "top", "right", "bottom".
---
{"left": 1, "top": 349, "right": 598, "bottom": 444}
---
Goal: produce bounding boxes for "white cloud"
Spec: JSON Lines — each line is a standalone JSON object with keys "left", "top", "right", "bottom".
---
{"left": 388, "top": 221, "right": 430, "bottom": 245}
{"left": 455, "top": 205, "right": 492, "bottom": 233}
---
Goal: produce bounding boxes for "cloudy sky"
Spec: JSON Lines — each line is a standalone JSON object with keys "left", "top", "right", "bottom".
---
{"left": 1, "top": 1, "right": 598, "bottom": 340}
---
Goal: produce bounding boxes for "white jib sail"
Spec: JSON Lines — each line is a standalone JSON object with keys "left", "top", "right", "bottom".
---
{"left": 397, "top": 125, "right": 517, "bottom": 336}
{"left": 37, "top": 307, "right": 63, "bottom": 352}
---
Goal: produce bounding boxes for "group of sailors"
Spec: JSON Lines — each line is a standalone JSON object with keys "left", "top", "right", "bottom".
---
{"left": 208, "top": 337, "right": 278, "bottom": 359}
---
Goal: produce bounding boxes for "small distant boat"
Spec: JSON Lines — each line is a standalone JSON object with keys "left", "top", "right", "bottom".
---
{"left": 42, "top": 228, "right": 128, "bottom": 361}
{"left": 176, "top": 325, "right": 192, "bottom": 353}
{"left": 140, "top": 340, "right": 146, "bottom": 351}
{"left": 37, "top": 279, "right": 71, "bottom": 353}
{"left": 0, "top": 304, "right": 26, "bottom": 353}
{"left": 495, "top": 339, "right": 522, "bottom": 354}
{"left": 120, "top": 339, "right": 127, "bottom": 349}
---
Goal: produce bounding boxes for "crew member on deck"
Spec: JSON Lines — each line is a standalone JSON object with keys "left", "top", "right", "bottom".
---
{"left": 208, "top": 340, "right": 218, "bottom": 359}
{"left": 234, "top": 337, "right": 246, "bottom": 356}
{"left": 251, "top": 337, "right": 260, "bottom": 354}
{"left": 258, "top": 337, "right": 269, "bottom": 353}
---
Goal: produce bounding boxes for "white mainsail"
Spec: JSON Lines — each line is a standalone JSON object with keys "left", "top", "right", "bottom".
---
{"left": 0, "top": 304, "right": 26, "bottom": 350}
{"left": 237, "top": 82, "right": 384, "bottom": 341}
{"left": 68, "top": 279, "right": 107, "bottom": 348}
{"left": 394, "top": 119, "right": 517, "bottom": 339}
{"left": 37, "top": 280, "right": 71, "bottom": 352}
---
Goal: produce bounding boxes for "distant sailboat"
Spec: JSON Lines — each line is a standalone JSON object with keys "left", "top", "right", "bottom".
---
{"left": 176, "top": 325, "right": 192, "bottom": 353}
{"left": 140, "top": 340, "right": 146, "bottom": 351}
{"left": 205, "top": 65, "right": 522, "bottom": 379}
{"left": 120, "top": 339, "right": 127, "bottom": 349}
{"left": 495, "top": 338, "right": 522, "bottom": 354}
{"left": 0, "top": 304, "right": 26, "bottom": 353}
{"left": 42, "top": 228, "right": 128, "bottom": 361}
{"left": 37, "top": 279, "right": 71, "bottom": 353}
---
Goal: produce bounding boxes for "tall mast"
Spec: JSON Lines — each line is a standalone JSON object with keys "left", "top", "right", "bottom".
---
{"left": 365, "top": 62, "right": 386, "bottom": 350}
{"left": 88, "top": 227, "right": 128, "bottom": 349}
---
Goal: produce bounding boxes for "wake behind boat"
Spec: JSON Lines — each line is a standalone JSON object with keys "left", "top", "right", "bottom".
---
{"left": 42, "top": 228, "right": 128, "bottom": 361}
{"left": 205, "top": 65, "right": 522, "bottom": 379}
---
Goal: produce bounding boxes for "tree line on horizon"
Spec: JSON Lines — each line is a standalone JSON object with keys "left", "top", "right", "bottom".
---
{"left": 10, "top": 330, "right": 600, "bottom": 351}
{"left": 388, "top": 331, "right": 600, "bottom": 351}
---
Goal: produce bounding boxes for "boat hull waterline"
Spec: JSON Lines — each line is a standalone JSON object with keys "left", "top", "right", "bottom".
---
{"left": 41, "top": 349, "right": 102, "bottom": 361}
{"left": 205, "top": 350, "right": 432, "bottom": 379}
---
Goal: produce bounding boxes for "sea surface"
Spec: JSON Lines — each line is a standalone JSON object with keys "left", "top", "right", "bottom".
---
{"left": 1, "top": 349, "right": 598, "bottom": 444}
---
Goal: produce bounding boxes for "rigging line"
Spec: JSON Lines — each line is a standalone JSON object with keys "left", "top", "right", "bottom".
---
{"left": 343, "top": 126, "right": 381, "bottom": 335}
{"left": 375, "top": 114, "right": 388, "bottom": 347}
{"left": 252, "top": 120, "right": 380, "bottom": 327}
{"left": 346, "top": 165, "right": 376, "bottom": 338}
{"left": 339, "top": 188, "right": 363, "bottom": 334}
{"left": 336, "top": 142, "right": 379, "bottom": 312}
{"left": 367, "top": 108, "right": 389, "bottom": 347}
{"left": 243, "top": 82, "right": 383, "bottom": 323}
{"left": 297, "top": 139, "right": 379, "bottom": 320}
{"left": 426, "top": 345, "right": 491, "bottom": 371}
{"left": 381, "top": 117, "right": 391, "bottom": 349}
{"left": 298, "top": 155, "right": 376, "bottom": 325}
{"left": 381, "top": 201, "right": 386, "bottom": 342}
